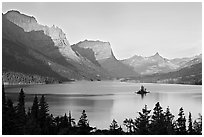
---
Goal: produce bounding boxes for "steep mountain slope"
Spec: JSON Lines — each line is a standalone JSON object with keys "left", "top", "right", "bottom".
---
{"left": 4, "top": 10, "right": 79, "bottom": 62}
{"left": 2, "top": 13, "right": 82, "bottom": 82}
{"left": 72, "top": 40, "right": 138, "bottom": 78}
{"left": 122, "top": 52, "right": 202, "bottom": 75}
{"left": 2, "top": 10, "right": 112, "bottom": 84}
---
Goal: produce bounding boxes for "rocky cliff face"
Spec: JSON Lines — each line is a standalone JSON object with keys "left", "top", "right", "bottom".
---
{"left": 73, "top": 40, "right": 114, "bottom": 61}
{"left": 72, "top": 40, "right": 138, "bottom": 78}
{"left": 4, "top": 10, "right": 79, "bottom": 61}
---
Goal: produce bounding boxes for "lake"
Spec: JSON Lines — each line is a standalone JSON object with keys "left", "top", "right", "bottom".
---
{"left": 5, "top": 81, "right": 202, "bottom": 129}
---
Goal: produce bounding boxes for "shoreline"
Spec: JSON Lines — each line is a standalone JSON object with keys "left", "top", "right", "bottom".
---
{"left": 4, "top": 79, "right": 202, "bottom": 88}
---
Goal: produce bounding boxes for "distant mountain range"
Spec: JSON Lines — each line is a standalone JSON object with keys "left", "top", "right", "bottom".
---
{"left": 121, "top": 62, "right": 202, "bottom": 85}
{"left": 2, "top": 10, "right": 202, "bottom": 85}
{"left": 121, "top": 52, "right": 202, "bottom": 75}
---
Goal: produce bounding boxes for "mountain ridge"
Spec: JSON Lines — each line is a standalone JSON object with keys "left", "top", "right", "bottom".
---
{"left": 2, "top": 10, "right": 202, "bottom": 84}
{"left": 121, "top": 52, "right": 202, "bottom": 75}
{"left": 2, "top": 10, "right": 114, "bottom": 83}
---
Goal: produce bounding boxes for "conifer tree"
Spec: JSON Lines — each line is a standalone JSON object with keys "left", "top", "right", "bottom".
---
{"left": 5, "top": 99, "right": 19, "bottom": 134}
{"left": 25, "top": 106, "right": 41, "bottom": 135}
{"left": 78, "top": 110, "right": 89, "bottom": 128}
{"left": 31, "top": 95, "right": 39, "bottom": 120}
{"left": 39, "top": 95, "right": 49, "bottom": 134}
{"left": 54, "top": 116, "right": 60, "bottom": 133}
{"left": 16, "top": 88, "right": 26, "bottom": 134}
{"left": 193, "top": 114, "right": 202, "bottom": 135}
{"left": 2, "top": 84, "right": 6, "bottom": 110}
{"left": 2, "top": 84, "right": 7, "bottom": 134}
{"left": 110, "top": 119, "right": 119, "bottom": 131}
{"left": 134, "top": 105, "right": 151, "bottom": 134}
{"left": 187, "top": 112, "right": 194, "bottom": 134}
{"left": 164, "top": 106, "right": 175, "bottom": 134}
{"left": 176, "top": 107, "right": 187, "bottom": 134}
{"left": 25, "top": 95, "right": 41, "bottom": 135}
{"left": 77, "top": 110, "right": 92, "bottom": 134}
{"left": 151, "top": 102, "right": 166, "bottom": 134}
{"left": 61, "top": 113, "right": 68, "bottom": 128}
{"left": 39, "top": 95, "right": 49, "bottom": 119}
{"left": 109, "top": 119, "right": 123, "bottom": 134}
{"left": 68, "top": 111, "right": 75, "bottom": 127}
{"left": 123, "top": 118, "right": 134, "bottom": 133}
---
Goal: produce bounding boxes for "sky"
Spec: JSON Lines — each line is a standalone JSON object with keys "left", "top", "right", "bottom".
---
{"left": 2, "top": 2, "right": 202, "bottom": 59}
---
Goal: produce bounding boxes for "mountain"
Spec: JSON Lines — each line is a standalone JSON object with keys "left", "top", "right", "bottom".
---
{"left": 122, "top": 52, "right": 202, "bottom": 75}
{"left": 4, "top": 10, "right": 79, "bottom": 61}
{"left": 2, "top": 10, "right": 112, "bottom": 84}
{"left": 71, "top": 40, "right": 138, "bottom": 78}
{"left": 125, "top": 63, "right": 202, "bottom": 85}
{"left": 2, "top": 10, "right": 201, "bottom": 84}
{"left": 179, "top": 54, "right": 202, "bottom": 68}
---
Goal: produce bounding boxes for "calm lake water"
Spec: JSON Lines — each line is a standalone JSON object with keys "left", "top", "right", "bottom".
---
{"left": 5, "top": 81, "right": 202, "bottom": 129}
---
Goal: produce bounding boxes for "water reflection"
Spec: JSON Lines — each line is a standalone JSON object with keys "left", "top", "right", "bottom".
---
{"left": 139, "top": 93, "right": 149, "bottom": 99}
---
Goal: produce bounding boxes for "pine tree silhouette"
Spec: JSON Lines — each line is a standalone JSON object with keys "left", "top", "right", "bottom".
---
{"left": 39, "top": 95, "right": 49, "bottom": 134}
{"left": 193, "top": 114, "right": 202, "bottom": 135}
{"left": 164, "top": 106, "right": 175, "bottom": 134}
{"left": 77, "top": 110, "right": 92, "bottom": 134}
{"left": 2, "top": 84, "right": 7, "bottom": 134}
{"left": 68, "top": 111, "right": 75, "bottom": 127}
{"left": 150, "top": 102, "right": 166, "bottom": 134}
{"left": 31, "top": 95, "right": 39, "bottom": 120}
{"left": 135, "top": 105, "right": 151, "bottom": 134}
{"left": 176, "top": 107, "right": 187, "bottom": 134}
{"left": 2, "top": 84, "right": 6, "bottom": 110}
{"left": 109, "top": 119, "right": 123, "bottom": 134}
{"left": 16, "top": 88, "right": 26, "bottom": 134}
{"left": 6, "top": 99, "right": 19, "bottom": 134}
{"left": 78, "top": 110, "right": 89, "bottom": 128}
{"left": 110, "top": 119, "right": 119, "bottom": 131}
{"left": 123, "top": 118, "right": 134, "bottom": 133}
{"left": 187, "top": 112, "right": 194, "bottom": 134}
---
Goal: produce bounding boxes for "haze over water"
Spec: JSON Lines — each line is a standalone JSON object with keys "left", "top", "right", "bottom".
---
{"left": 5, "top": 81, "right": 202, "bottom": 129}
